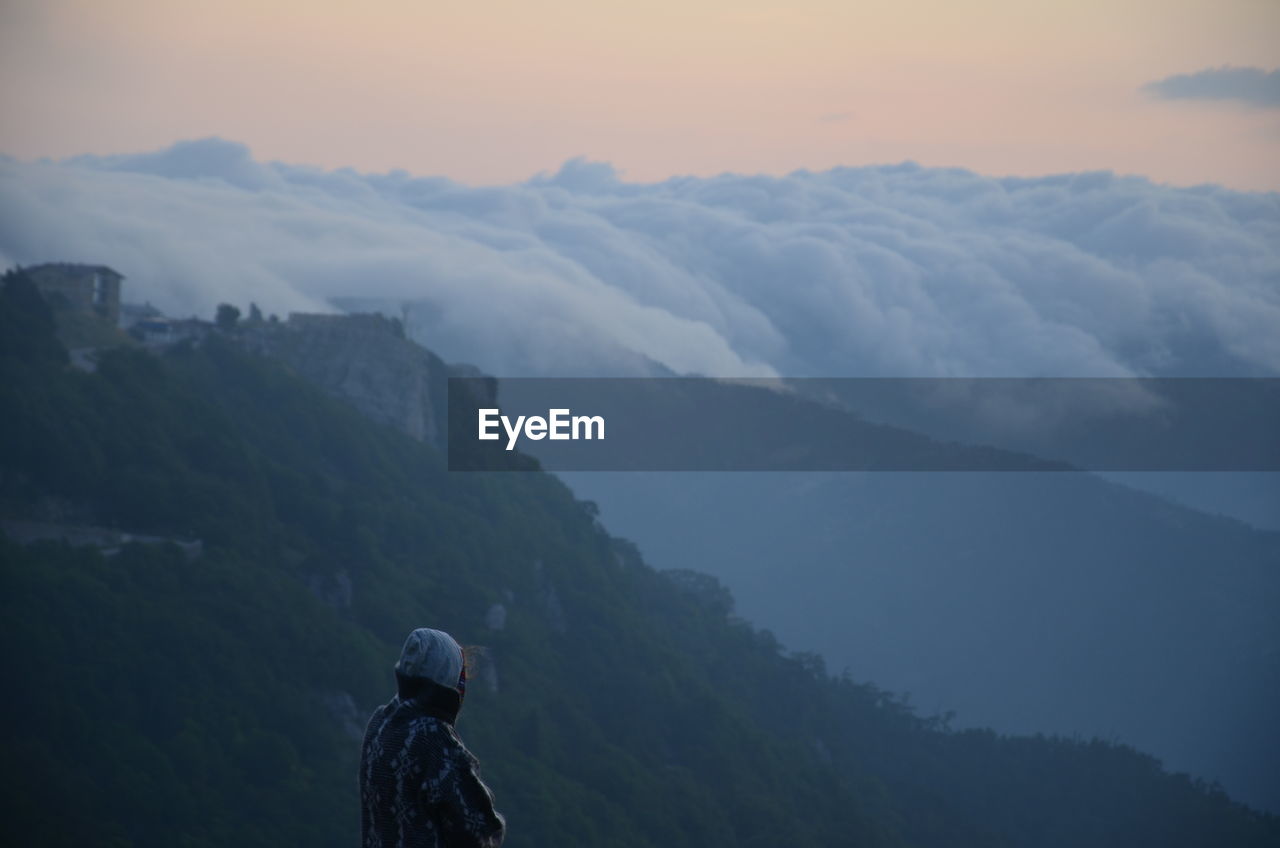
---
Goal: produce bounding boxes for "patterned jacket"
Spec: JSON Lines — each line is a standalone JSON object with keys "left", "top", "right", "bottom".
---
{"left": 360, "top": 675, "right": 506, "bottom": 848}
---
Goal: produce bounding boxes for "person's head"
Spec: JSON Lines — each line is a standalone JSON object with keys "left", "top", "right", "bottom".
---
{"left": 395, "top": 627, "right": 466, "bottom": 695}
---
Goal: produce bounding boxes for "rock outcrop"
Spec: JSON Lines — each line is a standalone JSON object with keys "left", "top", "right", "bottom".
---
{"left": 244, "top": 312, "right": 460, "bottom": 449}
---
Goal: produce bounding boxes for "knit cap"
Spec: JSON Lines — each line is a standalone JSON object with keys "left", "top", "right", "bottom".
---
{"left": 395, "top": 628, "right": 464, "bottom": 690}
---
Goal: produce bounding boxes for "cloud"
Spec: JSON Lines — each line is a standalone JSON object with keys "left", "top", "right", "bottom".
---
{"left": 1144, "top": 65, "right": 1280, "bottom": 108}
{"left": 67, "top": 138, "right": 284, "bottom": 190}
{"left": 1, "top": 138, "right": 1278, "bottom": 379}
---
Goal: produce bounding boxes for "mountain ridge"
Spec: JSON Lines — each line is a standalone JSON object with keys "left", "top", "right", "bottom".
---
{"left": 2, "top": 269, "right": 1277, "bottom": 846}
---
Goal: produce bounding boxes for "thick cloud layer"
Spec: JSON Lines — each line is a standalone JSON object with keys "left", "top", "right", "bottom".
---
{"left": 2, "top": 138, "right": 1278, "bottom": 378}
{"left": 1144, "top": 65, "right": 1280, "bottom": 108}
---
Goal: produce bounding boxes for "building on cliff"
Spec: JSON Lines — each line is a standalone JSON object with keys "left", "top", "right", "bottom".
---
{"left": 26, "top": 263, "right": 124, "bottom": 325}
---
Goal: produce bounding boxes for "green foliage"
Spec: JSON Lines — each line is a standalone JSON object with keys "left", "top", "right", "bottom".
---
{"left": 215, "top": 303, "right": 240, "bottom": 331}
{"left": 0, "top": 285, "right": 1276, "bottom": 847}
{"left": 1, "top": 268, "right": 67, "bottom": 365}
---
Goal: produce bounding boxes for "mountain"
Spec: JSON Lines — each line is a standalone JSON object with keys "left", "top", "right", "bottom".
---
{"left": 1, "top": 269, "right": 1277, "bottom": 846}
{"left": 560, "top": 469, "right": 1280, "bottom": 812}
{"left": 457, "top": 350, "right": 1280, "bottom": 810}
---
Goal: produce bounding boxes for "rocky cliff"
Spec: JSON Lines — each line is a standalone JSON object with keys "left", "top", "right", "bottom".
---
{"left": 243, "top": 312, "right": 469, "bottom": 450}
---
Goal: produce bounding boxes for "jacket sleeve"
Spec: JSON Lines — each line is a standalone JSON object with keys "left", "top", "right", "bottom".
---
{"left": 440, "top": 747, "right": 506, "bottom": 848}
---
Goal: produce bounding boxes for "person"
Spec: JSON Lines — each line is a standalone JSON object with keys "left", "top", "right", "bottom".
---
{"left": 360, "top": 627, "right": 506, "bottom": 848}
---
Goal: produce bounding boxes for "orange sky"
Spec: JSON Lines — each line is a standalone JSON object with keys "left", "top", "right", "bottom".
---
{"left": 1, "top": 0, "right": 1277, "bottom": 188}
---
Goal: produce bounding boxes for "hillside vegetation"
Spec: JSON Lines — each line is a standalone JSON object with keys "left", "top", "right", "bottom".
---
{"left": 1, "top": 269, "right": 1275, "bottom": 847}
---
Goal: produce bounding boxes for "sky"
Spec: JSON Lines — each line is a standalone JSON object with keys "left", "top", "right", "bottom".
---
{"left": 1, "top": 0, "right": 1277, "bottom": 189}
{"left": 1, "top": 0, "right": 1277, "bottom": 383}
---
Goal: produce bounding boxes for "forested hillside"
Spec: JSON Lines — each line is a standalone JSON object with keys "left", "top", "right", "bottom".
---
{"left": 560, "top": 467, "right": 1280, "bottom": 811}
{"left": 1, "top": 269, "right": 1275, "bottom": 847}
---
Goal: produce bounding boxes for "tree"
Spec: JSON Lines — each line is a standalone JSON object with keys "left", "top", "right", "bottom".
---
{"left": 215, "top": 303, "right": 241, "bottom": 331}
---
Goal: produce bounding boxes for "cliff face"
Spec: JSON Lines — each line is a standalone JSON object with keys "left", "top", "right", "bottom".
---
{"left": 244, "top": 313, "right": 456, "bottom": 449}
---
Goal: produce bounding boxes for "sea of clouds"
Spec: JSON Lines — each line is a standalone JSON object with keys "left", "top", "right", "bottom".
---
{"left": 1, "top": 137, "right": 1278, "bottom": 379}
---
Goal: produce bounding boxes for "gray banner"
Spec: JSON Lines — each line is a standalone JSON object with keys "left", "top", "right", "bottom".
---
{"left": 447, "top": 377, "right": 1280, "bottom": 471}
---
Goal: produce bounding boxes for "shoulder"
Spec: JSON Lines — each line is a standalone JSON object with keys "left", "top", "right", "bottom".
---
{"left": 409, "top": 720, "right": 476, "bottom": 772}
{"left": 400, "top": 713, "right": 463, "bottom": 756}
{"left": 363, "top": 701, "right": 396, "bottom": 732}
{"left": 362, "top": 701, "right": 391, "bottom": 740}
